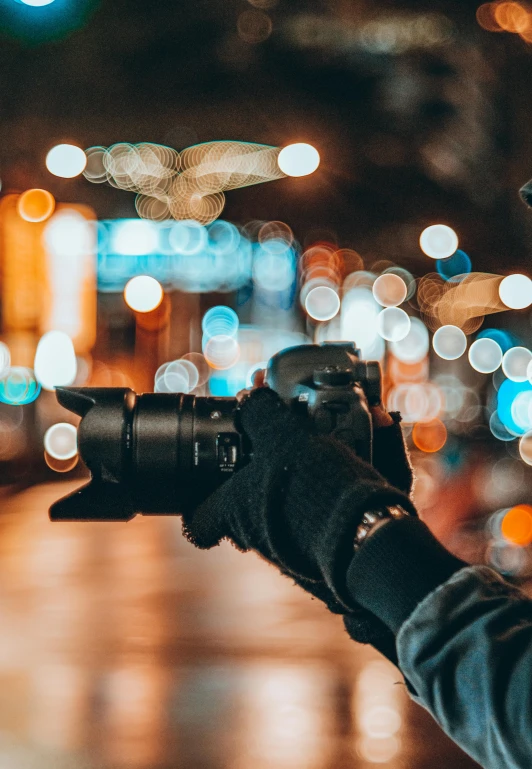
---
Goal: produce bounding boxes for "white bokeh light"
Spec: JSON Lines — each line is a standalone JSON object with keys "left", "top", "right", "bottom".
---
{"left": 419, "top": 224, "right": 459, "bottom": 259}
{"left": 124, "top": 276, "right": 163, "bottom": 313}
{"left": 34, "top": 331, "right": 77, "bottom": 391}
{"left": 502, "top": 347, "right": 532, "bottom": 382}
{"left": 433, "top": 325, "right": 467, "bottom": 361}
{"left": 46, "top": 144, "right": 87, "bottom": 179}
{"left": 389, "top": 317, "right": 429, "bottom": 363}
{"left": 376, "top": 307, "right": 411, "bottom": 342}
{"left": 112, "top": 220, "right": 159, "bottom": 255}
{"left": 277, "top": 143, "right": 320, "bottom": 177}
{"left": 499, "top": 274, "right": 532, "bottom": 310}
{"left": 305, "top": 286, "right": 340, "bottom": 321}
{"left": 44, "top": 423, "right": 78, "bottom": 461}
{"left": 468, "top": 338, "right": 503, "bottom": 374}
{"left": 519, "top": 430, "right": 532, "bottom": 465}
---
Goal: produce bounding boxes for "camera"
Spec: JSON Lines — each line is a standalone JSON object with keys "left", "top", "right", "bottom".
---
{"left": 49, "top": 342, "right": 382, "bottom": 522}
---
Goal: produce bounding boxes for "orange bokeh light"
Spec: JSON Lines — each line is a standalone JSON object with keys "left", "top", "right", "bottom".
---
{"left": 412, "top": 418, "right": 447, "bottom": 453}
{"left": 494, "top": 1, "right": 530, "bottom": 32}
{"left": 17, "top": 189, "right": 55, "bottom": 223}
{"left": 501, "top": 505, "right": 532, "bottom": 546}
{"left": 476, "top": 2, "right": 503, "bottom": 30}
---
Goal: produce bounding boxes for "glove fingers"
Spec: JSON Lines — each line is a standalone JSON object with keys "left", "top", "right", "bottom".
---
{"left": 372, "top": 412, "right": 414, "bottom": 498}
{"left": 181, "top": 475, "right": 239, "bottom": 549}
{"left": 237, "top": 387, "right": 311, "bottom": 450}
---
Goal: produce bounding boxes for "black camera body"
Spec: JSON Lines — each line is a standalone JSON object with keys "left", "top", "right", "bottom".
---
{"left": 49, "top": 342, "right": 382, "bottom": 522}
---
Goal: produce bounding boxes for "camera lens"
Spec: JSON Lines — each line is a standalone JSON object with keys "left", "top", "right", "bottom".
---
{"left": 50, "top": 387, "right": 246, "bottom": 520}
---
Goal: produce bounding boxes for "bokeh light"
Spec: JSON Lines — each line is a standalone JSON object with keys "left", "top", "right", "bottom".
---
{"left": 412, "top": 418, "right": 447, "bottom": 452}
{"left": 203, "top": 335, "right": 240, "bottom": 369}
{"left": 0, "top": 344, "right": 11, "bottom": 377}
{"left": 46, "top": 144, "right": 87, "bottom": 178}
{"left": 432, "top": 325, "right": 467, "bottom": 360}
{"left": 17, "top": 189, "right": 55, "bottom": 223}
{"left": 372, "top": 273, "right": 407, "bottom": 307}
{"left": 376, "top": 307, "right": 411, "bottom": 342}
{"left": 419, "top": 224, "right": 459, "bottom": 259}
{"left": 124, "top": 276, "right": 164, "bottom": 313}
{"left": 34, "top": 331, "right": 77, "bottom": 391}
{"left": 519, "top": 430, "right": 532, "bottom": 465}
{"left": 154, "top": 361, "right": 192, "bottom": 393}
{"left": 468, "top": 337, "right": 503, "bottom": 373}
{"left": 202, "top": 306, "right": 239, "bottom": 340}
{"left": 277, "top": 143, "right": 320, "bottom": 177}
{"left": 44, "top": 423, "right": 78, "bottom": 461}
{"left": 112, "top": 220, "right": 159, "bottom": 255}
{"left": 389, "top": 317, "right": 429, "bottom": 364}
{"left": 436, "top": 249, "right": 472, "bottom": 281}
{"left": 0, "top": 367, "right": 41, "bottom": 406}
{"left": 18, "top": 0, "right": 55, "bottom": 5}
{"left": 305, "top": 286, "right": 340, "bottom": 321}
{"left": 502, "top": 346, "right": 532, "bottom": 382}
{"left": 499, "top": 274, "right": 532, "bottom": 309}
{"left": 501, "top": 505, "right": 532, "bottom": 546}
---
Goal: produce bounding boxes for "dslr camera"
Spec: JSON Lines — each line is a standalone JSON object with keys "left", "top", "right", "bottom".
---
{"left": 50, "top": 342, "right": 382, "bottom": 522}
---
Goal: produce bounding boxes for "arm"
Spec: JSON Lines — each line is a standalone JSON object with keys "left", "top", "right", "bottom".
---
{"left": 348, "top": 516, "right": 532, "bottom": 769}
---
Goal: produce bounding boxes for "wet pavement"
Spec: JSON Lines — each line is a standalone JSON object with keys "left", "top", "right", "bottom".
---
{"left": 0, "top": 481, "right": 480, "bottom": 769}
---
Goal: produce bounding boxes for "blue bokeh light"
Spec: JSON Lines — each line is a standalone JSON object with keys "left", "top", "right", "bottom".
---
{"left": 497, "top": 378, "right": 532, "bottom": 436}
{"left": 436, "top": 249, "right": 472, "bottom": 281}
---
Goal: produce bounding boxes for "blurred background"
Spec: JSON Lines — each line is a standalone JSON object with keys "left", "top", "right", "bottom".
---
{"left": 2, "top": 0, "right": 532, "bottom": 766}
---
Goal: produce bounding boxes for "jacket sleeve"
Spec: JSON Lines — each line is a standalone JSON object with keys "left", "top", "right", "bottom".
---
{"left": 346, "top": 517, "right": 532, "bottom": 769}
{"left": 396, "top": 565, "right": 532, "bottom": 769}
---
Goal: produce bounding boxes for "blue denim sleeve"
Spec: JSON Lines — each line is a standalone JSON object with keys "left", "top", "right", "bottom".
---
{"left": 397, "top": 565, "right": 532, "bottom": 769}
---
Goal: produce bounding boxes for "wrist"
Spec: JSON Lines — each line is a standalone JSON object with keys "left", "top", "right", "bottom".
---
{"left": 353, "top": 505, "right": 410, "bottom": 553}
{"left": 347, "top": 516, "right": 467, "bottom": 634}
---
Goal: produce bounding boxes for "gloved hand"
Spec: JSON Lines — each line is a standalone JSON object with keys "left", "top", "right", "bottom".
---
{"left": 181, "top": 385, "right": 417, "bottom": 663}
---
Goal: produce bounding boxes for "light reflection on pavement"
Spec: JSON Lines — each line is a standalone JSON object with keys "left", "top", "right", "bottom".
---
{"left": 0, "top": 482, "right": 480, "bottom": 769}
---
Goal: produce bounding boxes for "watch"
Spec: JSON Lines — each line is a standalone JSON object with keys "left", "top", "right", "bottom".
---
{"left": 353, "top": 505, "right": 409, "bottom": 553}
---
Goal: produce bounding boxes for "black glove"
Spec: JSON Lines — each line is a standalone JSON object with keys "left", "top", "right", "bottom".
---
{"left": 182, "top": 387, "right": 417, "bottom": 661}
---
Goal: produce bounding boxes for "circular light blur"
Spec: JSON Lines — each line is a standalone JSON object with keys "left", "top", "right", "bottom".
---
{"left": 419, "top": 224, "right": 459, "bottom": 259}
{"left": 436, "top": 249, "right": 472, "bottom": 281}
{"left": 490, "top": 411, "right": 516, "bottom": 441}
{"left": 499, "top": 274, "right": 532, "bottom": 309}
{"left": 124, "top": 276, "right": 163, "bottom": 313}
{"left": 112, "top": 220, "right": 159, "bottom": 255}
{"left": 19, "top": 0, "right": 55, "bottom": 5}
{"left": 389, "top": 317, "right": 429, "bottom": 364}
{"left": 502, "top": 346, "right": 532, "bottom": 382}
{"left": 46, "top": 144, "right": 87, "bottom": 179}
{"left": 519, "top": 430, "right": 532, "bottom": 465}
{"left": 468, "top": 338, "right": 503, "bottom": 374}
{"left": 412, "top": 419, "right": 447, "bottom": 452}
{"left": 44, "top": 423, "right": 78, "bottom": 461}
{"left": 34, "top": 331, "right": 77, "bottom": 391}
{"left": 501, "top": 505, "right": 532, "bottom": 547}
{"left": 372, "top": 273, "right": 407, "bottom": 307}
{"left": 376, "top": 307, "right": 411, "bottom": 342}
{"left": 202, "top": 306, "right": 239, "bottom": 340}
{"left": 181, "top": 352, "right": 210, "bottom": 386}
{"left": 43, "top": 209, "right": 93, "bottom": 259}
{"left": 433, "top": 325, "right": 467, "bottom": 361}
{"left": 477, "top": 328, "right": 514, "bottom": 354}
{"left": 0, "top": 367, "right": 41, "bottom": 405}
{"left": 203, "top": 335, "right": 240, "bottom": 370}
{"left": 17, "top": 189, "right": 55, "bottom": 223}
{"left": 0, "top": 343, "right": 10, "bottom": 377}
{"left": 305, "top": 286, "right": 340, "bottom": 321}
{"left": 277, "top": 143, "right": 320, "bottom": 177}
